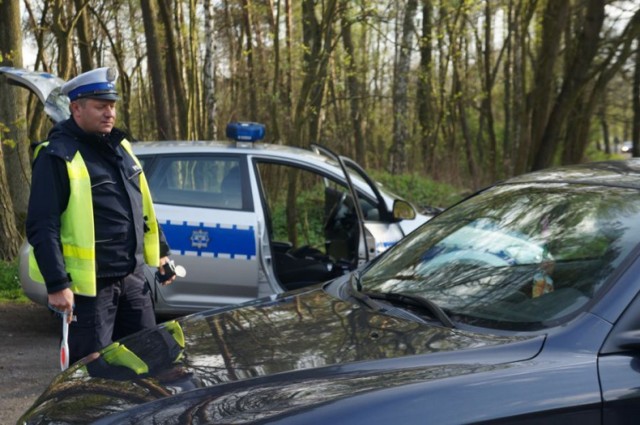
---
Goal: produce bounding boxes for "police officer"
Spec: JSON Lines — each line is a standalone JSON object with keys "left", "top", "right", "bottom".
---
{"left": 26, "top": 67, "right": 175, "bottom": 364}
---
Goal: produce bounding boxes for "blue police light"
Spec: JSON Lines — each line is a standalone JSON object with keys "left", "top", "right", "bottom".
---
{"left": 226, "top": 122, "right": 265, "bottom": 142}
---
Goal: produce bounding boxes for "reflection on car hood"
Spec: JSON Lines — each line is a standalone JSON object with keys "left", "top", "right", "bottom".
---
{"left": 21, "top": 287, "right": 543, "bottom": 424}
{"left": 508, "top": 159, "right": 640, "bottom": 189}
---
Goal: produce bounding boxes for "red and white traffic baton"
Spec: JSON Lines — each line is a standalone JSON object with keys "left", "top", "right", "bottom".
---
{"left": 60, "top": 312, "right": 69, "bottom": 371}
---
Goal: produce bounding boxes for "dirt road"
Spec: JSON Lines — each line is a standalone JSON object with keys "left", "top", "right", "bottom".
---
{"left": 0, "top": 302, "right": 59, "bottom": 425}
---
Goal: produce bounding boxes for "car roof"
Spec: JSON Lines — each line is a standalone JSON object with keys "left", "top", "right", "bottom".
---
{"left": 504, "top": 159, "right": 640, "bottom": 190}
{"left": 133, "top": 140, "right": 333, "bottom": 161}
{"left": 132, "top": 140, "right": 346, "bottom": 172}
{"left": 131, "top": 140, "right": 399, "bottom": 202}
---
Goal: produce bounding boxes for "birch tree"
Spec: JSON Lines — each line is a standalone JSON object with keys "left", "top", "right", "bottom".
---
{"left": 389, "top": 0, "right": 417, "bottom": 174}
{"left": 203, "top": 0, "right": 218, "bottom": 140}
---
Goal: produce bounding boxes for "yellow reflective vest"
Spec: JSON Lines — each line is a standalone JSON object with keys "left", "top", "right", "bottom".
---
{"left": 28, "top": 139, "right": 160, "bottom": 297}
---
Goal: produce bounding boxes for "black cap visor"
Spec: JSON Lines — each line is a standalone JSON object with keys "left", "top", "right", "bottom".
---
{"left": 74, "top": 90, "right": 119, "bottom": 101}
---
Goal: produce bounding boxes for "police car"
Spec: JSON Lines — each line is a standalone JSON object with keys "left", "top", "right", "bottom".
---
{"left": 1, "top": 67, "right": 431, "bottom": 315}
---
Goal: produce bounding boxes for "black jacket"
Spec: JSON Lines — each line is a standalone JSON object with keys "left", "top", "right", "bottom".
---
{"left": 26, "top": 118, "right": 170, "bottom": 294}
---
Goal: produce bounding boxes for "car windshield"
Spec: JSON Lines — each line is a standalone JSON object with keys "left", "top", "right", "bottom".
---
{"left": 359, "top": 183, "right": 640, "bottom": 331}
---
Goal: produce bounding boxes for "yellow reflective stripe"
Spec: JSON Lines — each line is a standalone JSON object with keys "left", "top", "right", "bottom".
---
{"left": 61, "top": 244, "right": 95, "bottom": 260}
{"left": 121, "top": 139, "right": 161, "bottom": 267}
{"left": 101, "top": 342, "right": 149, "bottom": 375}
{"left": 32, "top": 142, "right": 49, "bottom": 159}
{"left": 61, "top": 152, "right": 96, "bottom": 295}
{"left": 28, "top": 246, "right": 45, "bottom": 283}
{"left": 164, "top": 320, "right": 185, "bottom": 348}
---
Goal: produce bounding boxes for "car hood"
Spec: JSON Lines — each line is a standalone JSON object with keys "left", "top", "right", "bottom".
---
{"left": 21, "top": 286, "right": 543, "bottom": 424}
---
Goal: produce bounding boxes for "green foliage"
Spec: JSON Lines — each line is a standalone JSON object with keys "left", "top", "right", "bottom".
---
{"left": 0, "top": 259, "right": 28, "bottom": 302}
{"left": 270, "top": 182, "right": 327, "bottom": 248}
{"left": 583, "top": 143, "right": 627, "bottom": 163}
{"left": 371, "top": 171, "right": 467, "bottom": 210}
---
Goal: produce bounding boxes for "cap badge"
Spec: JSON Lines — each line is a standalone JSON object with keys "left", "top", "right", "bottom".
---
{"left": 106, "top": 67, "right": 118, "bottom": 82}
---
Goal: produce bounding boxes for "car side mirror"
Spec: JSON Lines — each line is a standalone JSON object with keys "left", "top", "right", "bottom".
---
{"left": 392, "top": 199, "right": 416, "bottom": 221}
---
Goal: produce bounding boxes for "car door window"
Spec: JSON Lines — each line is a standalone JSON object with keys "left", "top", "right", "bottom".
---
{"left": 256, "top": 162, "right": 359, "bottom": 289}
{"left": 257, "top": 163, "right": 329, "bottom": 249}
{"left": 147, "top": 156, "right": 244, "bottom": 210}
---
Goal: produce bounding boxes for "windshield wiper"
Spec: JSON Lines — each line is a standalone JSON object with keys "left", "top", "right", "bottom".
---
{"left": 346, "top": 271, "right": 388, "bottom": 312}
{"left": 365, "top": 291, "right": 456, "bottom": 328}
{"left": 347, "top": 272, "right": 455, "bottom": 327}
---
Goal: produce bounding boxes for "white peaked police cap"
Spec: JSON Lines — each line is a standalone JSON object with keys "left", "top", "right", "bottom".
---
{"left": 61, "top": 67, "right": 119, "bottom": 101}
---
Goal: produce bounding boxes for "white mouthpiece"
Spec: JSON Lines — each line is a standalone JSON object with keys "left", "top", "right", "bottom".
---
{"left": 175, "top": 265, "right": 187, "bottom": 278}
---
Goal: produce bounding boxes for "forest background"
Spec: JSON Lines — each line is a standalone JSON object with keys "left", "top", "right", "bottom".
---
{"left": 0, "top": 0, "right": 639, "bottom": 265}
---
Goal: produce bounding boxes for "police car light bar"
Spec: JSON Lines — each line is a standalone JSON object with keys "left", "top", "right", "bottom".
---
{"left": 226, "top": 122, "right": 265, "bottom": 142}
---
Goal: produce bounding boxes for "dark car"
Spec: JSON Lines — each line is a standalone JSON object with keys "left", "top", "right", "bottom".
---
{"left": 19, "top": 160, "right": 640, "bottom": 424}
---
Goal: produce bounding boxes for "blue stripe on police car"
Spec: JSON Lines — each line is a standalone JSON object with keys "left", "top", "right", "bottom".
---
{"left": 162, "top": 220, "right": 256, "bottom": 259}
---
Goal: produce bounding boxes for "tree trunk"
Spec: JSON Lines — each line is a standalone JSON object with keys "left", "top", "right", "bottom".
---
{"left": 454, "top": 59, "right": 477, "bottom": 186}
{"left": 510, "top": 1, "right": 535, "bottom": 177}
{"left": 187, "top": 2, "right": 201, "bottom": 139}
{"left": 417, "top": 0, "right": 435, "bottom": 173}
{"left": 561, "top": 90, "right": 593, "bottom": 164}
{"left": 518, "top": 0, "right": 570, "bottom": 173}
{"left": 140, "top": 0, "right": 175, "bottom": 140}
{"left": 389, "top": 0, "right": 418, "bottom": 174}
{"left": 503, "top": 0, "right": 514, "bottom": 174}
{"left": 284, "top": 0, "right": 293, "bottom": 137}
{"left": 51, "top": 0, "right": 74, "bottom": 79}
{"left": 73, "top": 0, "right": 94, "bottom": 71}
{"left": 599, "top": 93, "right": 611, "bottom": 155}
{"left": 0, "top": 147, "right": 21, "bottom": 260}
{"left": 0, "top": 0, "right": 30, "bottom": 242}
{"left": 203, "top": 0, "right": 218, "bottom": 140}
{"left": 286, "top": 169, "right": 298, "bottom": 247}
{"left": 124, "top": 0, "right": 151, "bottom": 138}
{"left": 267, "top": 0, "right": 282, "bottom": 143}
{"left": 293, "top": 0, "right": 338, "bottom": 146}
{"left": 340, "top": 2, "right": 367, "bottom": 167}
{"left": 240, "top": 0, "right": 258, "bottom": 120}
{"left": 159, "top": 0, "right": 188, "bottom": 139}
{"left": 287, "top": 0, "right": 339, "bottom": 244}
{"left": 481, "top": 0, "right": 498, "bottom": 181}
{"left": 309, "top": 0, "right": 337, "bottom": 144}
{"left": 532, "top": 0, "right": 605, "bottom": 170}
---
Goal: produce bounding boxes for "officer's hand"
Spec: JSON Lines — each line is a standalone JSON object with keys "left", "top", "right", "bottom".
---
{"left": 158, "top": 256, "right": 177, "bottom": 285}
{"left": 48, "top": 289, "right": 74, "bottom": 323}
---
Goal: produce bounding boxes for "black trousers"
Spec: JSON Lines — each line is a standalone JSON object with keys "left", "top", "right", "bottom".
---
{"left": 68, "top": 267, "right": 156, "bottom": 364}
